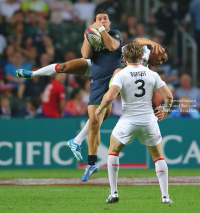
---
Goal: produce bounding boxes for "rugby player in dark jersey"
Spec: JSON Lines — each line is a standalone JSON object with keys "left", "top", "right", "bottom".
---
{"left": 80, "top": 10, "right": 123, "bottom": 181}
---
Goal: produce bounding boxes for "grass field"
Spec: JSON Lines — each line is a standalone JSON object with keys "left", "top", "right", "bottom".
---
{"left": 0, "top": 169, "right": 199, "bottom": 213}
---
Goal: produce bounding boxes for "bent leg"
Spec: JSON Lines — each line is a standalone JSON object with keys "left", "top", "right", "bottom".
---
{"left": 57, "top": 58, "right": 88, "bottom": 75}
{"left": 31, "top": 59, "right": 89, "bottom": 77}
{"left": 148, "top": 142, "right": 168, "bottom": 199}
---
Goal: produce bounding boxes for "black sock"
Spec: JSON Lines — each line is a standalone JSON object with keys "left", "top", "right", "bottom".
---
{"left": 88, "top": 155, "right": 97, "bottom": 165}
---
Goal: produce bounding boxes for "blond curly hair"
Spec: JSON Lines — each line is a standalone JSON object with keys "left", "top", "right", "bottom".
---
{"left": 124, "top": 43, "right": 143, "bottom": 63}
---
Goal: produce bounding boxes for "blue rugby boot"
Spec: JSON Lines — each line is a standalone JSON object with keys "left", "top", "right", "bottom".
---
{"left": 16, "top": 69, "right": 33, "bottom": 79}
{"left": 106, "top": 192, "right": 119, "bottom": 203}
{"left": 81, "top": 164, "right": 99, "bottom": 182}
{"left": 67, "top": 139, "right": 83, "bottom": 161}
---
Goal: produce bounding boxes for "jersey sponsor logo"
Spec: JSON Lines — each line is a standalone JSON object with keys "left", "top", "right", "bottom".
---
{"left": 130, "top": 71, "right": 146, "bottom": 77}
{"left": 94, "top": 44, "right": 108, "bottom": 52}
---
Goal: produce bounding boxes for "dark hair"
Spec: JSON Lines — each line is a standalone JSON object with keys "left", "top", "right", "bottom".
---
{"left": 29, "top": 97, "right": 41, "bottom": 109}
{"left": 70, "top": 88, "right": 81, "bottom": 100}
{"left": 162, "top": 45, "right": 169, "bottom": 58}
{"left": 94, "top": 10, "right": 110, "bottom": 21}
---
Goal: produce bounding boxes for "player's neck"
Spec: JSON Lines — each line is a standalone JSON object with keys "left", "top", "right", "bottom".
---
{"left": 127, "top": 62, "right": 140, "bottom": 66}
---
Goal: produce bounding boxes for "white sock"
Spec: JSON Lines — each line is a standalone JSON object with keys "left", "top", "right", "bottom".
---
{"left": 31, "top": 64, "right": 58, "bottom": 77}
{"left": 74, "top": 119, "right": 89, "bottom": 145}
{"left": 155, "top": 158, "right": 168, "bottom": 198}
{"left": 108, "top": 154, "right": 119, "bottom": 195}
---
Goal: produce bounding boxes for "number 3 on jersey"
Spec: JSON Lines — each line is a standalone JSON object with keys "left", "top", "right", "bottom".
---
{"left": 134, "top": 80, "right": 146, "bottom": 97}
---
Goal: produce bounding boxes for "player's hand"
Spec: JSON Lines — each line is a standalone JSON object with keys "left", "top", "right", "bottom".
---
{"left": 155, "top": 106, "right": 168, "bottom": 121}
{"left": 151, "top": 43, "right": 165, "bottom": 54}
{"left": 90, "top": 22, "right": 103, "bottom": 30}
{"left": 95, "top": 107, "right": 102, "bottom": 120}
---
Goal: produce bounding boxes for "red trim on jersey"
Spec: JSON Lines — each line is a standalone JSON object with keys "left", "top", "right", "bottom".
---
{"left": 55, "top": 63, "right": 60, "bottom": 73}
{"left": 154, "top": 158, "right": 164, "bottom": 163}
{"left": 109, "top": 154, "right": 119, "bottom": 157}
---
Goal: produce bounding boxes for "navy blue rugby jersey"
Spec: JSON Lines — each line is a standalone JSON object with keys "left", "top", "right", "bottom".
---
{"left": 91, "top": 29, "right": 123, "bottom": 81}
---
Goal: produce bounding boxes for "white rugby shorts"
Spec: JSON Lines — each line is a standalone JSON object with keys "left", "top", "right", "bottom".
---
{"left": 84, "top": 59, "right": 92, "bottom": 77}
{"left": 112, "top": 118, "right": 162, "bottom": 146}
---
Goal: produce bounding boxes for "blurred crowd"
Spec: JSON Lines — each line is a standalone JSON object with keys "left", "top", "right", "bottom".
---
{"left": 0, "top": 0, "right": 200, "bottom": 119}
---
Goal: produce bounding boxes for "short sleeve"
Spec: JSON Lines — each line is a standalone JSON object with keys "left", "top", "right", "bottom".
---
{"left": 111, "top": 30, "right": 123, "bottom": 45}
{"left": 112, "top": 72, "right": 123, "bottom": 89}
{"left": 154, "top": 72, "right": 166, "bottom": 89}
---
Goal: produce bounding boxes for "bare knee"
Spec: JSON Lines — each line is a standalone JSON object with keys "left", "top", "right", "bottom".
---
{"left": 57, "top": 63, "right": 72, "bottom": 73}
{"left": 89, "top": 118, "right": 100, "bottom": 132}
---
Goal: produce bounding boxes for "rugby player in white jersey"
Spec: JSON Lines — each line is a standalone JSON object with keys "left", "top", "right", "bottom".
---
{"left": 16, "top": 38, "right": 168, "bottom": 162}
{"left": 95, "top": 43, "right": 173, "bottom": 204}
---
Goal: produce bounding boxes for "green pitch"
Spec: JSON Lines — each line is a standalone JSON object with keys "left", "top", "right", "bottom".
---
{"left": 0, "top": 169, "right": 199, "bottom": 213}
{"left": 0, "top": 185, "right": 199, "bottom": 213}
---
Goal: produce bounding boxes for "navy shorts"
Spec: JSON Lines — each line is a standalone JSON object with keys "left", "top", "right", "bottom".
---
{"left": 88, "top": 77, "right": 111, "bottom": 105}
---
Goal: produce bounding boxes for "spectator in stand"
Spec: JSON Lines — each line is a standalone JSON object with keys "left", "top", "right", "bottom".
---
{"left": 0, "top": 96, "right": 12, "bottom": 118}
{"left": 95, "top": 0, "right": 125, "bottom": 22}
{"left": 41, "top": 35, "right": 63, "bottom": 63}
{"left": 33, "top": 18, "right": 54, "bottom": 52}
{"left": 170, "top": 96, "right": 199, "bottom": 118}
{"left": 20, "top": 97, "right": 45, "bottom": 118}
{"left": 74, "top": 0, "right": 96, "bottom": 25}
{"left": 0, "top": 34, "right": 7, "bottom": 57}
{"left": 172, "top": 0, "right": 191, "bottom": 25}
{"left": 21, "top": 0, "right": 49, "bottom": 19}
{"left": 18, "top": 67, "right": 47, "bottom": 99}
{"left": 42, "top": 73, "right": 66, "bottom": 118}
{"left": 189, "top": 0, "right": 200, "bottom": 71}
{"left": 8, "top": 22, "right": 26, "bottom": 47}
{"left": 82, "top": 79, "right": 90, "bottom": 105}
{"left": 133, "top": 22, "right": 151, "bottom": 41}
{"left": 175, "top": 74, "right": 200, "bottom": 109}
{"left": 0, "top": 0, "right": 20, "bottom": 22}
{"left": 112, "top": 94, "right": 122, "bottom": 116}
{"left": 152, "top": 0, "right": 175, "bottom": 46}
{"left": 25, "top": 11, "right": 39, "bottom": 36}
{"left": 65, "top": 87, "right": 87, "bottom": 116}
{"left": 14, "top": 36, "right": 37, "bottom": 66}
{"left": 126, "top": 16, "right": 137, "bottom": 40}
{"left": 48, "top": 0, "right": 75, "bottom": 23}
{"left": 4, "top": 51, "right": 32, "bottom": 88}
{"left": 121, "top": 31, "right": 129, "bottom": 46}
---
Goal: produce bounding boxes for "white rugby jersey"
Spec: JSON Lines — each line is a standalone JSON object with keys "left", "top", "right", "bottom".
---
{"left": 112, "top": 64, "right": 165, "bottom": 125}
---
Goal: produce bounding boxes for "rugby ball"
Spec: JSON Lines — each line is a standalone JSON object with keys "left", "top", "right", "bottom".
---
{"left": 85, "top": 28, "right": 103, "bottom": 48}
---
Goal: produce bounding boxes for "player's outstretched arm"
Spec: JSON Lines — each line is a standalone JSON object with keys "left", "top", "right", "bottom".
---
{"left": 95, "top": 85, "right": 120, "bottom": 119}
{"left": 134, "top": 37, "right": 164, "bottom": 53}
{"left": 155, "top": 85, "right": 173, "bottom": 121}
{"left": 81, "top": 37, "right": 93, "bottom": 59}
{"left": 91, "top": 22, "right": 120, "bottom": 51}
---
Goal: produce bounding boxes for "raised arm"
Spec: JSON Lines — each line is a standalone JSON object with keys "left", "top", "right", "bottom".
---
{"left": 134, "top": 37, "right": 164, "bottom": 53}
{"left": 81, "top": 35, "right": 93, "bottom": 59}
{"left": 91, "top": 22, "right": 120, "bottom": 51}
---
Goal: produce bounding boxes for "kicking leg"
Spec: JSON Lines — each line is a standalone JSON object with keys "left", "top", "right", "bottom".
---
{"left": 107, "top": 134, "right": 125, "bottom": 203}
{"left": 16, "top": 58, "right": 89, "bottom": 78}
{"left": 148, "top": 142, "right": 173, "bottom": 203}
